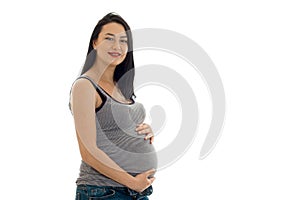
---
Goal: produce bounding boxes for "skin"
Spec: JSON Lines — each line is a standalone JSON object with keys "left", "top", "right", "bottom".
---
{"left": 70, "top": 22, "right": 155, "bottom": 193}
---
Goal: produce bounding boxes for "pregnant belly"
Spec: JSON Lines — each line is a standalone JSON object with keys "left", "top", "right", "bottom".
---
{"left": 97, "top": 130, "right": 158, "bottom": 174}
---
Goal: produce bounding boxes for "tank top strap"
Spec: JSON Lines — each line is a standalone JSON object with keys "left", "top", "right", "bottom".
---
{"left": 68, "top": 75, "right": 108, "bottom": 114}
{"left": 76, "top": 75, "right": 108, "bottom": 98}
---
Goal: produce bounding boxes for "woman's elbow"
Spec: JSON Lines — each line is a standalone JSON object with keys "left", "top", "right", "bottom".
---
{"left": 78, "top": 140, "right": 97, "bottom": 165}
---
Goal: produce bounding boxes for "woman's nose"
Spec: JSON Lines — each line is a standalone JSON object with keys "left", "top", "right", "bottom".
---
{"left": 112, "top": 40, "right": 121, "bottom": 50}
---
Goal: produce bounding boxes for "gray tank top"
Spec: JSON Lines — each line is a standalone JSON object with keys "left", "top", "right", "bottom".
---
{"left": 69, "top": 75, "right": 157, "bottom": 186}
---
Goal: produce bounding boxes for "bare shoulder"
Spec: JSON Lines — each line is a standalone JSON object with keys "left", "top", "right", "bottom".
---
{"left": 71, "top": 78, "right": 94, "bottom": 93}
{"left": 70, "top": 78, "right": 97, "bottom": 112}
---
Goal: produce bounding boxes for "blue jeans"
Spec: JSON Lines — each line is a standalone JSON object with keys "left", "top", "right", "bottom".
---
{"left": 75, "top": 184, "right": 153, "bottom": 200}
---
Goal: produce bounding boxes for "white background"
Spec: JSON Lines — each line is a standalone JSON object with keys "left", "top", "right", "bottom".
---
{"left": 1, "top": 0, "right": 299, "bottom": 199}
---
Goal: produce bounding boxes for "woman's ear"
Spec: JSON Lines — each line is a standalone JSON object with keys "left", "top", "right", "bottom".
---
{"left": 93, "top": 40, "right": 97, "bottom": 49}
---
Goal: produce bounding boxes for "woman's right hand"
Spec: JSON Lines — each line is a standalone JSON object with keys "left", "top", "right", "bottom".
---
{"left": 129, "top": 168, "right": 156, "bottom": 193}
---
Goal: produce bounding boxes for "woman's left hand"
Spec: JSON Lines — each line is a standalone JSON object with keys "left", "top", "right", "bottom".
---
{"left": 135, "top": 123, "right": 154, "bottom": 144}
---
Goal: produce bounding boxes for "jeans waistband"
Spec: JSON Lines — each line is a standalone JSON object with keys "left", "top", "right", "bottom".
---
{"left": 77, "top": 184, "right": 153, "bottom": 197}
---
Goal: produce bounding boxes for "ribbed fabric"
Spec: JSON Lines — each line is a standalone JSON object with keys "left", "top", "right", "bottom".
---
{"left": 69, "top": 75, "right": 157, "bottom": 187}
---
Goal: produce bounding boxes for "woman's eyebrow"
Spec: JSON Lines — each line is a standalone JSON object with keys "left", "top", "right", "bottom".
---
{"left": 105, "top": 33, "right": 115, "bottom": 36}
{"left": 105, "top": 33, "right": 127, "bottom": 38}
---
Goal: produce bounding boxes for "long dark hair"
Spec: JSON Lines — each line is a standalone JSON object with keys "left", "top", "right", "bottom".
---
{"left": 80, "top": 12, "right": 136, "bottom": 100}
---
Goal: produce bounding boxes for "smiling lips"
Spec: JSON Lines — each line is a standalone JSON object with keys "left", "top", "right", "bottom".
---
{"left": 108, "top": 52, "right": 122, "bottom": 58}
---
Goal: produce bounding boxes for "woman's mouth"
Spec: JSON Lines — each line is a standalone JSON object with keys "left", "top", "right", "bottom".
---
{"left": 108, "top": 52, "right": 121, "bottom": 58}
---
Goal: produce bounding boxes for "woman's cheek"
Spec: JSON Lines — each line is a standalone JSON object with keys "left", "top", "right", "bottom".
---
{"left": 120, "top": 54, "right": 127, "bottom": 61}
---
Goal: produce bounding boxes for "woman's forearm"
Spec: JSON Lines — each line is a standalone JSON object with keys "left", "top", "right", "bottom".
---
{"left": 77, "top": 134, "right": 135, "bottom": 188}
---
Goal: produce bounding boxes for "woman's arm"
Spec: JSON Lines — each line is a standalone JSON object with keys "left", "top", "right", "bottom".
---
{"left": 70, "top": 78, "right": 155, "bottom": 192}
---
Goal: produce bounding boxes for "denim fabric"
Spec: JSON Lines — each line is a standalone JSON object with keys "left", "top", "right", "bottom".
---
{"left": 75, "top": 184, "right": 153, "bottom": 200}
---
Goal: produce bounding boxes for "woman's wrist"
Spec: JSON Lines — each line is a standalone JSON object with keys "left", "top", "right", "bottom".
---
{"left": 123, "top": 173, "right": 136, "bottom": 189}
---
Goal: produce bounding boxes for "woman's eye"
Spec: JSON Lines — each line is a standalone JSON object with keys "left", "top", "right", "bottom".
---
{"left": 120, "top": 40, "right": 128, "bottom": 44}
{"left": 105, "top": 37, "right": 114, "bottom": 41}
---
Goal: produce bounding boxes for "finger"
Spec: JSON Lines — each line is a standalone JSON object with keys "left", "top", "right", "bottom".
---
{"left": 150, "top": 136, "right": 154, "bottom": 144}
{"left": 148, "top": 177, "right": 156, "bottom": 184}
{"left": 138, "top": 128, "right": 151, "bottom": 135}
{"left": 145, "top": 168, "right": 156, "bottom": 175}
{"left": 135, "top": 124, "right": 147, "bottom": 131}
{"left": 136, "top": 122, "right": 146, "bottom": 127}
{"left": 144, "top": 133, "right": 154, "bottom": 140}
{"left": 137, "top": 128, "right": 146, "bottom": 134}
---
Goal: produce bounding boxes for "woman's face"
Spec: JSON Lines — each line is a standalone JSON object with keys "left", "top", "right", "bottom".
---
{"left": 93, "top": 22, "right": 128, "bottom": 67}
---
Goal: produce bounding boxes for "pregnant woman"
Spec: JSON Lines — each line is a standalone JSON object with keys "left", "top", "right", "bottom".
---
{"left": 68, "top": 13, "right": 158, "bottom": 199}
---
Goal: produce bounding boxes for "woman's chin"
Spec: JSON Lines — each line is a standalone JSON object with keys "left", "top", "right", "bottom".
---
{"left": 104, "top": 59, "right": 123, "bottom": 67}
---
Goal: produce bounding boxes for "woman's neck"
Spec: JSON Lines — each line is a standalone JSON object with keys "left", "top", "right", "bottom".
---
{"left": 85, "top": 59, "right": 116, "bottom": 85}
